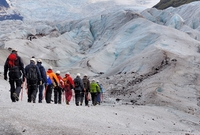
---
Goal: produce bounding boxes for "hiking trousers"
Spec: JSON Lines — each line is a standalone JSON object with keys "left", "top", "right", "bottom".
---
{"left": 80, "top": 91, "right": 84, "bottom": 105}
{"left": 38, "top": 84, "right": 44, "bottom": 103}
{"left": 54, "top": 86, "right": 62, "bottom": 104}
{"left": 27, "top": 83, "right": 37, "bottom": 103}
{"left": 45, "top": 84, "right": 53, "bottom": 103}
{"left": 9, "top": 79, "right": 22, "bottom": 102}
{"left": 74, "top": 90, "right": 81, "bottom": 106}
{"left": 91, "top": 93, "right": 98, "bottom": 106}
{"left": 65, "top": 87, "right": 72, "bottom": 103}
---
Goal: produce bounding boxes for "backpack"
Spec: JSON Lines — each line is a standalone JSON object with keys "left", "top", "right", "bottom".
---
{"left": 27, "top": 65, "right": 38, "bottom": 84}
{"left": 83, "top": 79, "right": 88, "bottom": 88}
{"left": 47, "top": 75, "right": 52, "bottom": 85}
{"left": 8, "top": 53, "right": 17, "bottom": 68}
{"left": 74, "top": 79, "right": 80, "bottom": 88}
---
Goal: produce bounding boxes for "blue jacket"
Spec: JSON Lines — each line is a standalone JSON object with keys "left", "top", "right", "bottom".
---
{"left": 37, "top": 62, "right": 47, "bottom": 84}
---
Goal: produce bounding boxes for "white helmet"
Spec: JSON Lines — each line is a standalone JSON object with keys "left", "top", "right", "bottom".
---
{"left": 37, "top": 59, "right": 42, "bottom": 63}
{"left": 77, "top": 73, "right": 80, "bottom": 77}
{"left": 30, "top": 58, "right": 36, "bottom": 63}
{"left": 49, "top": 66, "right": 53, "bottom": 70}
{"left": 56, "top": 70, "right": 60, "bottom": 74}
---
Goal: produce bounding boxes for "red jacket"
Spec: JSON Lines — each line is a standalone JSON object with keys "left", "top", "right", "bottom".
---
{"left": 56, "top": 75, "right": 64, "bottom": 88}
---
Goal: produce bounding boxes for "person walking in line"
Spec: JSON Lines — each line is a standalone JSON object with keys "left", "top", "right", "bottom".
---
{"left": 25, "top": 58, "right": 42, "bottom": 103}
{"left": 82, "top": 74, "right": 90, "bottom": 106}
{"left": 63, "top": 72, "right": 74, "bottom": 105}
{"left": 96, "top": 80, "right": 104, "bottom": 105}
{"left": 46, "top": 66, "right": 59, "bottom": 103}
{"left": 55, "top": 70, "right": 64, "bottom": 104}
{"left": 90, "top": 79, "right": 100, "bottom": 106}
{"left": 36, "top": 59, "right": 47, "bottom": 103}
{"left": 4, "top": 49, "right": 25, "bottom": 102}
{"left": 73, "top": 73, "right": 84, "bottom": 106}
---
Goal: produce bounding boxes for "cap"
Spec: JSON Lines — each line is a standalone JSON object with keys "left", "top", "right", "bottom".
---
{"left": 96, "top": 80, "right": 99, "bottom": 83}
{"left": 92, "top": 78, "right": 95, "bottom": 81}
{"left": 37, "top": 59, "right": 42, "bottom": 63}
{"left": 77, "top": 73, "right": 80, "bottom": 77}
{"left": 56, "top": 70, "right": 60, "bottom": 74}
{"left": 84, "top": 74, "right": 87, "bottom": 77}
{"left": 30, "top": 58, "right": 36, "bottom": 63}
{"left": 49, "top": 66, "right": 53, "bottom": 70}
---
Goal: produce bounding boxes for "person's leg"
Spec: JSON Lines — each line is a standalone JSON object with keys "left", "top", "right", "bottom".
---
{"left": 66, "top": 89, "right": 73, "bottom": 104}
{"left": 94, "top": 93, "right": 98, "bottom": 106}
{"left": 15, "top": 79, "right": 22, "bottom": 97}
{"left": 91, "top": 93, "right": 95, "bottom": 105}
{"left": 58, "top": 87, "right": 62, "bottom": 104}
{"left": 80, "top": 92, "right": 84, "bottom": 106}
{"left": 32, "top": 84, "right": 38, "bottom": 103}
{"left": 85, "top": 92, "right": 88, "bottom": 106}
{"left": 46, "top": 85, "right": 52, "bottom": 103}
{"left": 38, "top": 84, "right": 44, "bottom": 103}
{"left": 54, "top": 88, "right": 58, "bottom": 104}
{"left": 75, "top": 91, "right": 81, "bottom": 106}
{"left": 27, "top": 85, "right": 32, "bottom": 102}
{"left": 9, "top": 79, "right": 16, "bottom": 102}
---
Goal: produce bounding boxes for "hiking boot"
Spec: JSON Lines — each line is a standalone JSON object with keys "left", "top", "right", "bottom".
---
{"left": 66, "top": 100, "right": 69, "bottom": 105}
{"left": 31, "top": 95, "right": 35, "bottom": 102}
{"left": 13, "top": 93, "right": 19, "bottom": 101}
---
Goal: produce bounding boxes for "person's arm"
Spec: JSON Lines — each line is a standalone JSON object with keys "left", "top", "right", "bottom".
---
{"left": 36, "top": 66, "right": 42, "bottom": 84}
{"left": 53, "top": 73, "right": 59, "bottom": 86}
{"left": 41, "top": 67, "right": 47, "bottom": 84}
{"left": 4, "top": 58, "right": 8, "bottom": 80}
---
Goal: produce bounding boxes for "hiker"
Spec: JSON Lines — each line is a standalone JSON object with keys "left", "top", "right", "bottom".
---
{"left": 25, "top": 58, "right": 42, "bottom": 103}
{"left": 82, "top": 74, "right": 90, "bottom": 106}
{"left": 43, "top": 75, "right": 52, "bottom": 101}
{"left": 54, "top": 70, "right": 64, "bottom": 104}
{"left": 90, "top": 79, "right": 100, "bottom": 106}
{"left": 73, "top": 73, "right": 84, "bottom": 106}
{"left": 63, "top": 72, "right": 74, "bottom": 105}
{"left": 45, "top": 66, "right": 59, "bottom": 103}
{"left": 36, "top": 59, "right": 47, "bottom": 103}
{"left": 96, "top": 80, "right": 104, "bottom": 105}
{"left": 4, "top": 49, "right": 25, "bottom": 102}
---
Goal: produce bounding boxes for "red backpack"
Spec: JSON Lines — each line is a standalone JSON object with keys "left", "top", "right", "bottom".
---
{"left": 8, "top": 53, "right": 17, "bottom": 68}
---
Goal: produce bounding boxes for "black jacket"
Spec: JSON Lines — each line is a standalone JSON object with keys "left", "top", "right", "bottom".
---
{"left": 73, "top": 76, "right": 84, "bottom": 91}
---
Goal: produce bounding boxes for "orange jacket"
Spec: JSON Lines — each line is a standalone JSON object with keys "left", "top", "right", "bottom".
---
{"left": 46, "top": 69, "right": 59, "bottom": 87}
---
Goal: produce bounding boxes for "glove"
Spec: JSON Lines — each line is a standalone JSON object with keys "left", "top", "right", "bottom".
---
{"left": 4, "top": 76, "right": 7, "bottom": 81}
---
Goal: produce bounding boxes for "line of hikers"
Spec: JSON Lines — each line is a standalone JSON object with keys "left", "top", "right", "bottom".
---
{"left": 4, "top": 49, "right": 104, "bottom": 106}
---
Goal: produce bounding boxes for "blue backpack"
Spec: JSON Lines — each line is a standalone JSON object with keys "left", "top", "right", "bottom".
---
{"left": 47, "top": 75, "right": 52, "bottom": 85}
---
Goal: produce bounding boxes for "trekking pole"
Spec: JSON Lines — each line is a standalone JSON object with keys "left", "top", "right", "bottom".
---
{"left": 20, "top": 81, "right": 25, "bottom": 101}
{"left": 62, "top": 91, "right": 65, "bottom": 103}
{"left": 42, "top": 85, "right": 48, "bottom": 100}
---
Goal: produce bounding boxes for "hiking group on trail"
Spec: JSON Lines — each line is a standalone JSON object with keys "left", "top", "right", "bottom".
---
{"left": 4, "top": 49, "right": 104, "bottom": 106}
